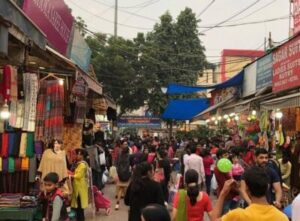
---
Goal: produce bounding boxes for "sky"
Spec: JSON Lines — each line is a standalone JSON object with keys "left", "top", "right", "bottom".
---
{"left": 64, "top": 0, "right": 290, "bottom": 63}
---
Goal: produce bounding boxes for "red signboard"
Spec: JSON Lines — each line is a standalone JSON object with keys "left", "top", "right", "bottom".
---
{"left": 23, "top": 0, "right": 74, "bottom": 55}
{"left": 294, "top": 0, "right": 300, "bottom": 35}
{"left": 272, "top": 35, "right": 300, "bottom": 92}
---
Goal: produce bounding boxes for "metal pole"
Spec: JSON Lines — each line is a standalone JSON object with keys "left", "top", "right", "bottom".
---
{"left": 114, "top": 0, "right": 118, "bottom": 37}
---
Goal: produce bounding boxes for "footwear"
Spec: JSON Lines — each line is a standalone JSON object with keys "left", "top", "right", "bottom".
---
{"left": 106, "top": 208, "right": 111, "bottom": 215}
{"left": 115, "top": 204, "right": 119, "bottom": 210}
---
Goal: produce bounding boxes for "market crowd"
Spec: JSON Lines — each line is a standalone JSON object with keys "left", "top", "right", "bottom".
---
{"left": 35, "top": 133, "right": 300, "bottom": 221}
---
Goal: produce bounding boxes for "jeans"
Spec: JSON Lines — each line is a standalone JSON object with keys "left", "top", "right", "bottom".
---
{"left": 205, "top": 174, "right": 213, "bottom": 195}
{"left": 222, "top": 199, "right": 238, "bottom": 215}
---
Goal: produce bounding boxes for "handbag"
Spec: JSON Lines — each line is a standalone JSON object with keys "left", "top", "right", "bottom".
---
{"left": 153, "top": 160, "right": 165, "bottom": 183}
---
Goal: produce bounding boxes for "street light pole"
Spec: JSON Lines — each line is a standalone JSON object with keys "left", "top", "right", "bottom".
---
{"left": 114, "top": 0, "right": 118, "bottom": 37}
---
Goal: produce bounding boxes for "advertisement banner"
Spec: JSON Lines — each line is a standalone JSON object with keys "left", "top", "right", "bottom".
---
{"left": 23, "top": 0, "right": 74, "bottom": 55}
{"left": 256, "top": 53, "right": 273, "bottom": 90}
{"left": 117, "top": 116, "right": 161, "bottom": 128}
{"left": 70, "top": 28, "right": 92, "bottom": 72}
{"left": 210, "top": 87, "right": 239, "bottom": 106}
{"left": 243, "top": 62, "right": 257, "bottom": 97}
{"left": 294, "top": 0, "right": 300, "bottom": 35}
{"left": 272, "top": 35, "right": 300, "bottom": 92}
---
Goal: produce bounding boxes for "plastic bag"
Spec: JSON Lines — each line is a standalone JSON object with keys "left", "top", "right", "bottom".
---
{"left": 211, "top": 174, "right": 218, "bottom": 191}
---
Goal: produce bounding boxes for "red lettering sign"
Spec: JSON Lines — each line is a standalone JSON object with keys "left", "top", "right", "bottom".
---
{"left": 272, "top": 35, "right": 300, "bottom": 92}
{"left": 294, "top": 0, "right": 300, "bottom": 35}
{"left": 23, "top": 0, "right": 74, "bottom": 55}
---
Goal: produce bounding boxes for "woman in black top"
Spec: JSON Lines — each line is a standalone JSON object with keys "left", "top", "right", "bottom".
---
{"left": 125, "top": 162, "right": 164, "bottom": 221}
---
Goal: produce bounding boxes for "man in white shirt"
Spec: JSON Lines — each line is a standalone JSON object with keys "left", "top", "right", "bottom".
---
{"left": 185, "top": 144, "right": 205, "bottom": 185}
{"left": 292, "top": 193, "right": 300, "bottom": 221}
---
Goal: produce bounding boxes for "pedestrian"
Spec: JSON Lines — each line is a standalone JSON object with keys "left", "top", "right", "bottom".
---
{"left": 211, "top": 166, "right": 289, "bottom": 221}
{"left": 172, "top": 169, "right": 213, "bottom": 221}
{"left": 40, "top": 172, "right": 69, "bottom": 221}
{"left": 70, "top": 148, "right": 89, "bottom": 221}
{"left": 230, "top": 154, "right": 244, "bottom": 181}
{"left": 155, "top": 147, "right": 171, "bottom": 204}
{"left": 202, "top": 149, "right": 214, "bottom": 195}
{"left": 141, "top": 204, "right": 170, "bottom": 221}
{"left": 185, "top": 144, "right": 205, "bottom": 187}
{"left": 214, "top": 149, "right": 239, "bottom": 215}
{"left": 278, "top": 153, "right": 292, "bottom": 186}
{"left": 125, "top": 162, "right": 164, "bottom": 221}
{"left": 240, "top": 148, "right": 282, "bottom": 209}
{"left": 115, "top": 140, "right": 131, "bottom": 210}
{"left": 292, "top": 193, "right": 300, "bottom": 221}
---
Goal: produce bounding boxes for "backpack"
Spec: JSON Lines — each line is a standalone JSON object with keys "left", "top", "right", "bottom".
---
{"left": 117, "top": 153, "right": 131, "bottom": 182}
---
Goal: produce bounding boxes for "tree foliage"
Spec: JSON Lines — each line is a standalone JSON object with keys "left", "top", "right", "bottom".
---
{"left": 85, "top": 7, "right": 208, "bottom": 116}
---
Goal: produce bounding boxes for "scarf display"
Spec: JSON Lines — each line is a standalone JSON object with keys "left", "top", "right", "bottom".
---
{"left": 75, "top": 99, "right": 87, "bottom": 124}
{"left": 1, "top": 133, "right": 8, "bottom": 158}
{"left": 26, "top": 133, "right": 34, "bottom": 158}
{"left": 35, "top": 79, "right": 64, "bottom": 142}
{"left": 2, "top": 65, "right": 11, "bottom": 101}
{"left": 21, "top": 157, "right": 29, "bottom": 171}
{"left": 63, "top": 124, "right": 82, "bottom": 151}
{"left": 9, "top": 66, "right": 18, "bottom": 101}
{"left": 23, "top": 73, "right": 38, "bottom": 132}
{"left": 19, "top": 133, "right": 27, "bottom": 157}
{"left": 9, "top": 101, "right": 17, "bottom": 127}
{"left": 8, "top": 157, "right": 15, "bottom": 173}
{"left": 12, "top": 131, "right": 21, "bottom": 157}
{"left": 14, "top": 100, "right": 24, "bottom": 128}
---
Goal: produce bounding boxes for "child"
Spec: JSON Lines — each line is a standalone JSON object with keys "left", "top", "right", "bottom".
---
{"left": 40, "top": 172, "right": 69, "bottom": 221}
{"left": 231, "top": 155, "right": 244, "bottom": 181}
{"left": 93, "top": 185, "right": 111, "bottom": 215}
{"left": 70, "top": 148, "right": 89, "bottom": 221}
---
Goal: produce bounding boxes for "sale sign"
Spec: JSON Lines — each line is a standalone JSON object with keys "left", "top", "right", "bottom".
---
{"left": 23, "top": 0, "right": 74, "bottom": 55}
{"left": 294, "top": 0, "right": 300, "bottom": 35}
{"left": 272, "top": 35, "right": 300, "bottom": 92}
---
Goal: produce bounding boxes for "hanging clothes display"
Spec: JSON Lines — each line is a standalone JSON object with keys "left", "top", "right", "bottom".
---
{"left": 22, "top": 73, "right": 38, "bottom": 132}
{"left": 63, "top": 124, "right": 82, "bottom": 151}
{"left": 35, "top": 79, "right": 64, "bottom": 141}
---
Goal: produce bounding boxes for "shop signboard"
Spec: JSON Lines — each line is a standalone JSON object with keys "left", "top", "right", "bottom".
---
{"left": 256, "top": 53, "right": 273, "bottom": 90}
{"left": 23, "top": 0, "right": 74, "bottom": 55}
{"left": 210, "top": 87, "right": 239, "bottom": 106}
{"left": 243, "top": 62, "right": 257, "bottom": 97}
{"left": 70, "top": 28, "right": 92, "bottom": 72}
{"left": 272, "top": 35, "right": 300, "bottom": 92}
{"left": 117, "top": 116, "right": 161, "bottom": 128}
{"left": 294, "top": 0, "right": 300, "bottom": 35}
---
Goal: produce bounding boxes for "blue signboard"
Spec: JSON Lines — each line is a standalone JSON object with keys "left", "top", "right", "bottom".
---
{"left": 117, "top": 116, "right": 161, "bottom": 128}
{"left": 256, "top": 53, "right": 273, "bottom": 90}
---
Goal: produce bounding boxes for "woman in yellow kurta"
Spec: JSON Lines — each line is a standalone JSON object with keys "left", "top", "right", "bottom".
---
{"left": 71, "top": 148, "right": 89, "bottom": 221}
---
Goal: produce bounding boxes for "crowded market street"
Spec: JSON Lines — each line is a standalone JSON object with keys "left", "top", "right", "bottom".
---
{"left": 0, "top": 0, "right": 299, "bottom": 221}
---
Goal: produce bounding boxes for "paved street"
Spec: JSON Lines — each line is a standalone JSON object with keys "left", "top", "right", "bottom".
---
{"left": 87, "top": 183, "right": 213, "bottom": 221}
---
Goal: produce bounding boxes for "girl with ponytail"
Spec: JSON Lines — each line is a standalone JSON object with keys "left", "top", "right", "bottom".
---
{"left": 172, "top": 169, "right": 213, "bottom": 221}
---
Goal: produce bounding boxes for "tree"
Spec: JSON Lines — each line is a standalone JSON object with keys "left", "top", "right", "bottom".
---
{"left": 75, "top": 16, "right": 87, "bottom": 37}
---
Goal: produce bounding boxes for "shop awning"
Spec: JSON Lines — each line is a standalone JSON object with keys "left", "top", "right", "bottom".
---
{"left": 192, "top": 97, "right": 235, "bottom": 121}
{"left": 81, "top": 73, "right": 103, "bottom": 95}
{"left": 260, "top": 92, "right": 300, "bottom": 111}
{"left": 166, "top": 70, "right": 244, "bottom": 94}
{"left": 0, "top": 0, "right": 46, "bottom": 49}
{"left": 162, "top": 98, "right": 209, "bottom": 121}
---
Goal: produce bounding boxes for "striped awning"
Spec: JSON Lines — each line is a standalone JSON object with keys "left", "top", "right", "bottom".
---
{"left": 260, "top": 92, "right": 300, "bottom": 110}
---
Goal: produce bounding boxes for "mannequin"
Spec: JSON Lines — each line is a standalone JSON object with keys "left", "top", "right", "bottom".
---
{"left": 37, "top": 139, "right": 70, "bottom": 196}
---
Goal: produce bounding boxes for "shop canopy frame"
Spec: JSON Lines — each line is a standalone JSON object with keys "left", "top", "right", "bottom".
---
{"left": 260, "top": 92, "right": 300, "bottom": 111}
{"left": 166, "top": 70, "right": 244, "bottom": 94}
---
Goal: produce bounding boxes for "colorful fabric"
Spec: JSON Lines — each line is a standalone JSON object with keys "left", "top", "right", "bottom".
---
{"left": 2, "top": 65, "right": 11, "bottom": 101}
{"left": 15, "top": 100, "right": 24, "bottom": 128}
{"left": 15, "top": 158, "right": 21, "bottom": 171}
{"left": 222, "top": 204, "right": 288, "bottom": 221}
{"left": 1, "top": 133, "right": 9, "bottom": 157}
{"left": 63, "top": 124, "right": 82, "bottom": 151}
{"left": 8, "top": 133, "right": 15, "bottom": 157}
{"left": 19, "top": 133, "right": 27, "bottom": 157}
{"left": 23, "top": 73, "right": 38, "bottom": 132}
{"left": 34, "top": 141, "right": 43, "bottom": 155}
{"left": 2, "top": 158, "right": 8, "bottom": 173}
{"left": 12, "top": 131, "right": 21, "bottom": 157}
{"left": 75, "top": 99, "right": 87, "bottom": 124}
{"left": 21, "top": 157, "right": 29, "bottom": 171}
{"left": 29, "top": 155, "right": 36, "bottom": 183}
{"left": 10, "top": 66, "right": 18, "bottom": 101}
{"left": 8, "top": 157, "right": 15, "bottom": 173}
{"left": 35, "top": 79, "right": 64, "bottom": 142}
{"left": 9, "top": 100, "right": 17, "bottom": 127}
{"left": 174, "top": 189, "right": 187, "bottom": 221}
{"left": 72, "top": 77, "right": 88, "bottom": 98}
{"left": 26, "top": 133, "right": 34, "bottom": 158}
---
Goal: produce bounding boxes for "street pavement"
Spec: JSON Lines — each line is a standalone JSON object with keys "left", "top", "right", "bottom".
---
{"left": 87, "top": 183, "right": 213, "bottom": 221}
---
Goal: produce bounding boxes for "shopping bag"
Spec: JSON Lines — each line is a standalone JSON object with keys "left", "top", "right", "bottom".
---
{"left": 211, "top": 174, "right": 218, "bottom": 191}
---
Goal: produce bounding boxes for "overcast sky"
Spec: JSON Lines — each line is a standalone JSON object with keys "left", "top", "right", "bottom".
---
{"left": 65, "top": 0, "right": 290, "bottom": 62}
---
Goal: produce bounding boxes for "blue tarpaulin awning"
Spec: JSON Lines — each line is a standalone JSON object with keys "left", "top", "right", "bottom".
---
{"left": 167, "top": 70, "right": 244, "bottom": 94}
{"left": 162, "top": 98, "right": 209, "bottom": 120}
